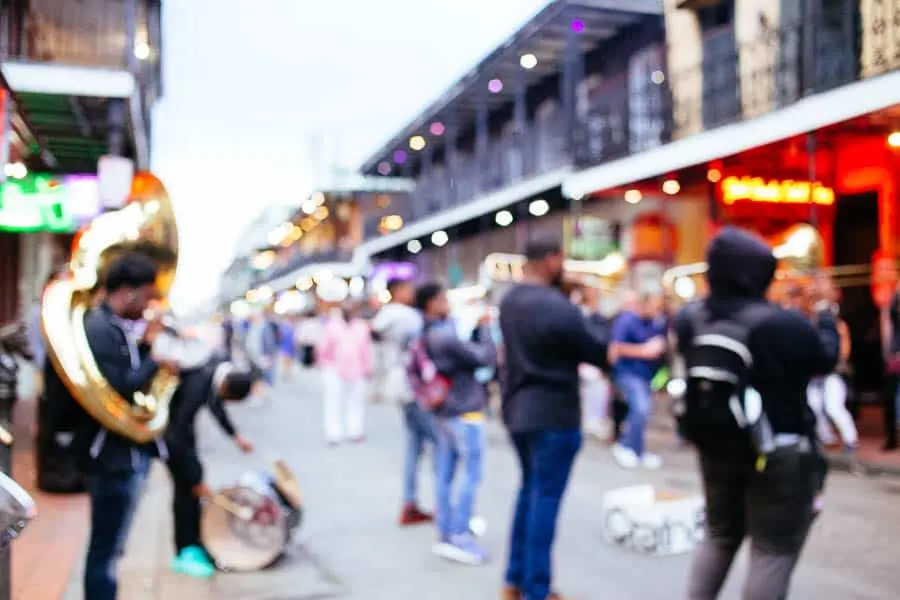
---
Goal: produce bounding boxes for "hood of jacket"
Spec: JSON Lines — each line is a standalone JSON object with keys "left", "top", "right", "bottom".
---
{"left": 706, "top": 227, "right": 776, "bottom": 301}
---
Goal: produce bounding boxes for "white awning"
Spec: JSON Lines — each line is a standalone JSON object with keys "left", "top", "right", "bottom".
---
{"left": 1, "top": 61, "right": 136, "bottom": 98}
{"left": 360, "top": 165, "right": 572, "bottom": 256}
{"left": 1, "top": 61, "right": 150, "bottom": 169}
{"left": 563, "top": 70, "right": 900, "bottom": 199}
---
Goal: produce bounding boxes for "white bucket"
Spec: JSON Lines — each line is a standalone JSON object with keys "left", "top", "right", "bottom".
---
{"left": 600, "top": 484, "right": 705, "bottom": 556}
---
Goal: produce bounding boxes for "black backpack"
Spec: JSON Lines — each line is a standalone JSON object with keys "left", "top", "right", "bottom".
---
{"left": 675, "top": 302, "right": 773, "bottom": 448}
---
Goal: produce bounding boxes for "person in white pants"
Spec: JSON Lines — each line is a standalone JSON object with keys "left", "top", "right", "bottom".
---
{"left": 580, "top": 364, "right": 610, "bottom": 439}
{"left": 316, "top": 305, "right": 374, "bottom": 445}
{"left": 808, "top": 372, "right": 858, "bottom": 451}
{"left": 807, "top": 313, "right": 858, "bottom": 452}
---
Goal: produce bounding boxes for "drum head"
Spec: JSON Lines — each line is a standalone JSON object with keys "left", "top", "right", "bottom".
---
{"left": 201, "top": 485, "right": 288, "bottom": 571}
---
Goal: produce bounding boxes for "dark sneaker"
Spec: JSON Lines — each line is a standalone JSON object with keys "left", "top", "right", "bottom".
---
{"left": 399, "top": 503, "right": 432, "bottom": 526}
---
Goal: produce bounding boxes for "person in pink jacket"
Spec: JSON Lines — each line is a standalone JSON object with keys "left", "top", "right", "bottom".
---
{"left": 316, "top": 304, "right": 374, "bottom": 444}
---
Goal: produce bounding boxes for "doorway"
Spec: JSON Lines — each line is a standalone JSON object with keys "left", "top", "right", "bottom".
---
{"left": 832, "top": 192, "right": 881, "bottom": 396}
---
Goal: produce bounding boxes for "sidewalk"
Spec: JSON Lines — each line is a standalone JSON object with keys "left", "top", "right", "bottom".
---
{"left": 10, "top": 394, "right": 89, "bottom": 600}
{"left": 61, "top": 395, "right": 345, "bottom": 600}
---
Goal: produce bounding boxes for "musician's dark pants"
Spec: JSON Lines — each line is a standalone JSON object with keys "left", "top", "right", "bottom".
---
{"left": 166, "top": 461, "right": 203, "bottom": 553}
{"left": 173, "top": 476, "right": 202, "bottom": 553}
{"left": 84, "top": 464, "right": 147, "bottom": 600}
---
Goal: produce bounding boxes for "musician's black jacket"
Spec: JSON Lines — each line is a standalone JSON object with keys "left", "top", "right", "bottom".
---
{"left": 70, "top": 303, "right": 162, "bottom": 474}
{"left": 165, "top": 360, "right": 238, "bottom": 488}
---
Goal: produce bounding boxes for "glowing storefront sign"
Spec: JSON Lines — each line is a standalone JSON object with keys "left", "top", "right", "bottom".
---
{"left": 0, "top": 174, "right": 101, "bottom": 232}
{"left": 371, "top": 262, "right": 417, "bottom": 281}
{"left": 720, "top": 176, "right": 835, "bottom": 206}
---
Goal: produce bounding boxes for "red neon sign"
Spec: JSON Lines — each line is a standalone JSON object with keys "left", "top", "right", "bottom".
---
{"left": 721, "top": 176, "right": 835, "bottom": 206}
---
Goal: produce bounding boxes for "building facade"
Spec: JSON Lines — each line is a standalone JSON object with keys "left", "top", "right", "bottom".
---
{"left": 0, "top": 0, "right": 162, "bottom": 323}
{"left": 354, "top": 0, "right": 900, "bottom": 433}
{"left": 218, "top": 175, "right": 414, "bottom": 311}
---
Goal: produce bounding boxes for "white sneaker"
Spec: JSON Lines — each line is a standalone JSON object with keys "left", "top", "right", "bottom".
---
{"left": 612, "top": 444, "right": 639, "bottom": 469}
{"left": 641, "top": 452, "right": 663, "bottom": 470}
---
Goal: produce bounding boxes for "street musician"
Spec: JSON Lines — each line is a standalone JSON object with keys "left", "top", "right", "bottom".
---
{"left": 150, "top": 311, "right": 255, "bottom": 578}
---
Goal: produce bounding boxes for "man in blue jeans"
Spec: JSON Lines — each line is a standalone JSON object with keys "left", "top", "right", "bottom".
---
{"left": 372, "top": 279, "right": 437, "bottom": 525}
{"left": 54, "top": 253, "right": 175, "bottom": 600}
{"left": 498, "top": 239, "right": 609, "bottom": 600}
{"left": 609, "top": 293, "right": 667, "bottom": 470}
{"left": 416, "top": 282, "right": 497, "bottom": 565}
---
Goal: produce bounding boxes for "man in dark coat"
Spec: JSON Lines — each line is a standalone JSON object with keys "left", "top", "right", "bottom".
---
{"left": 164, "top": 360, "right": 254, "bottom": 578}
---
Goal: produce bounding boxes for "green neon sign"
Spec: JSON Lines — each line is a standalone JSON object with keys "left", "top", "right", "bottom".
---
{"left": 0, "top": 175, "right": 77, "bottom": 233}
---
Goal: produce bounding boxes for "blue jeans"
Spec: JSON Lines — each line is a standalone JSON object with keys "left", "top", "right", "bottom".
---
{"left": 505, "top": 429, "right": 581, "bottom": 600}
{"left": 435, "top": 416, "right": 485, "bottom": 540}
{"left": 84, "top": 460, "right": 148, "bottom": 600}
{"left": 616, "top": 373, "right": 653, "bottom": 457}
{"left": 402, "top": 402, "right": 437, "bottom": 505}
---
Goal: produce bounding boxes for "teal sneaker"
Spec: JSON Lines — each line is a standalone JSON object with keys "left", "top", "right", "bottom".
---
{"left": 171, "top": 545, "right": 215, "bottom": 579}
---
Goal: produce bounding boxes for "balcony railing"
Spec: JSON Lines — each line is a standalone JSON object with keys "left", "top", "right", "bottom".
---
{"left": 254, "top": 247, "right": 355, "bottom": 286}
{"left": 362, "top": 12, "right": 896, "bottom": 237}
{"left": 575, "top": 15, "right": 885, "bottom": 168}
{"left": 401, "top": 114, "right": 571, "bottom": 224}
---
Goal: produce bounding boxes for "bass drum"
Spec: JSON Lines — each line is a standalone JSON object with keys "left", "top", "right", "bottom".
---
{"left": 201, "top": 461, "right": 303, "bottom": 571}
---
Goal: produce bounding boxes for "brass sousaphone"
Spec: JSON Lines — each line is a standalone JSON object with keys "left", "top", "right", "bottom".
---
{"left": 41, "top": 173, "right": 180, "bottom": 443}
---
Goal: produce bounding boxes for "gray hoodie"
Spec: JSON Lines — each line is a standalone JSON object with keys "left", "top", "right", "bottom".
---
{"left": 424, "top": 320, "right": 497, "bottom": 418}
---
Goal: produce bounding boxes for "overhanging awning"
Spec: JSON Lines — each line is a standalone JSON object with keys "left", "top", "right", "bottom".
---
{"left": 1, "top": 62, "right": 136, "bottom": 98}
{"left": 360, "top": 165, "right": 572, "bottom": 256}
{"left": 0, "top": 61, "right": 148, "bottom": 170}
{"left": 562, "top": 69, "right": 900, "bottom": 199}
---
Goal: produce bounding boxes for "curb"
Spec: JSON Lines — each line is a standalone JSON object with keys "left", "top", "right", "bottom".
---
{"left": 827, "top": 451, "right": 900, "bottom": 477}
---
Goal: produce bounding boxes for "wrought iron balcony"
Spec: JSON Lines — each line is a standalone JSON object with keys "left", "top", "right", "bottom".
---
{"left": 254, "top": 247, "right": 355, "bottom": 286}
{"left": 574, "top": 14, "right": 890, "bottom": 168}
{"left": 400, "top": 115, "right": 571, "bottom": 224}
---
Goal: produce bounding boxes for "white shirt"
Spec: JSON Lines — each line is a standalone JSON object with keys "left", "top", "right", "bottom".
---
{"left": 372, "top": 303, "right": 423, "bottom": 403}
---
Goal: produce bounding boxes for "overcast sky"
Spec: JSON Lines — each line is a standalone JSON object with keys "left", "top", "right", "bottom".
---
{"left": 151, "top": 0, "right": 548, "bottom": 311}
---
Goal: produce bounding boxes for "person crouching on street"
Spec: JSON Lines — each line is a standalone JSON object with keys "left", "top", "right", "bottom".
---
{"left": 161, "top": 349, "right": 255, "bottom": 577}
{"left": 415, "top": 282, "right": 497, "bottom": 565}
{"left": 316, "top": 303, "right": 374, "bottom": 445}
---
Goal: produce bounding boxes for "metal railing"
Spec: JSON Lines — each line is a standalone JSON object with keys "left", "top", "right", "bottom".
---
{"left": 575, "top": 15, "right": 892, "bottom": 167}
{"left": 404, "top": 114, "right": 571, "bottom": 223}
{"left": 254, "top": 248, "right": 354, "bottom": 286}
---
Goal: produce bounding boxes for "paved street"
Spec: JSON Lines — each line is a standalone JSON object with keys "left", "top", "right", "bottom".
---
{"left": 62, "top": 369, "right": 900, "bottom": 599}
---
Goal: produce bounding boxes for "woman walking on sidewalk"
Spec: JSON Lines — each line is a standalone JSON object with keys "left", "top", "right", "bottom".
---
{"left": 317, "top": 304, "right": 374, "bottom": 445}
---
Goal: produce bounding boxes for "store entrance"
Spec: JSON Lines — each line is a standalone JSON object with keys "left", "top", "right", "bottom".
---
{"left": 832, "top": 192, "right": 881, "bottom": 397}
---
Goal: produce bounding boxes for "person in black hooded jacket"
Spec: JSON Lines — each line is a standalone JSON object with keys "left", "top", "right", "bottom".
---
{"left": 674, "top": 227, "right": 839, "bottom": 600}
